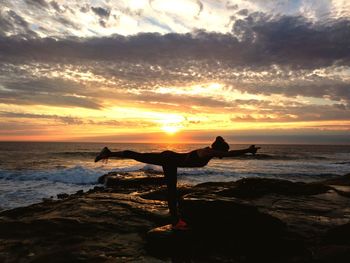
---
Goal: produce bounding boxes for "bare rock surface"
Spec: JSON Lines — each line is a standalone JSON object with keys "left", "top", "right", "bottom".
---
{"left": 0, "top": 171, "right": 350, "bottom": 262}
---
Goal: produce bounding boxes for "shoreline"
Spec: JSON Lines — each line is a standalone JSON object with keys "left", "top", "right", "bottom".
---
{"left": 0, "top": 171, "right": 350, "bottom": 262}
{"left": 0, "top": 171, "right": 345, "bottom": 213}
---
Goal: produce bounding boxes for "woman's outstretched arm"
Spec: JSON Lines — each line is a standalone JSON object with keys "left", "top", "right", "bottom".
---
{"left": 209, "top": 145, "right": 260, "bottom": 158}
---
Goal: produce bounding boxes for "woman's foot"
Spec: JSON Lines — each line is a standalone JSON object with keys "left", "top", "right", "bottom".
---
{"left": 248, "top": 145, "right": 261, "bottom": 155}
{"left": 95, "top": 147, "right": 111, "bottom": 162}
{"left": 172, "top": 218, "right": 189, "bottom": 231}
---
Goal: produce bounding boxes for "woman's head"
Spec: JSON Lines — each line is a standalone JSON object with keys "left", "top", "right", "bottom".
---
{"left": 211, "top": 136, "right": 230, "bottom": 152}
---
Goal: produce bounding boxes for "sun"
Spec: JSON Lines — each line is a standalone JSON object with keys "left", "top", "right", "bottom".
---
{"left": 161, "top": 125, "right": 180, "bottom": 134}
{"left": 157, "top": 114, "right": 184, "bottom": 135}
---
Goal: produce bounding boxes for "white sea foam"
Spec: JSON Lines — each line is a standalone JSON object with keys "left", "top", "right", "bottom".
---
{"left": 0, "top": 166, "right": 101, "bottom": 184}
{"left": 0, "top": 164, "right": 160, "bottom": 185}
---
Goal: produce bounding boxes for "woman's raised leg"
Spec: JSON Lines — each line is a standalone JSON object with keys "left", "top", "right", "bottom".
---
{"left": 112, "top": 150, "right": 165, "bottom": 166}
{"left": 95, "top": 147, "right": 166, "bottom": 166}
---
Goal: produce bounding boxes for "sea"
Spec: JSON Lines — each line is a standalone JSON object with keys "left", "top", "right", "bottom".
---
{"left": 0, "top": 142, "right": 349, "bottom": 211}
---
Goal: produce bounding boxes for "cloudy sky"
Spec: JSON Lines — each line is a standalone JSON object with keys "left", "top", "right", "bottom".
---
{"left": 0, "top": 0, "right": 349, "bottom": 143}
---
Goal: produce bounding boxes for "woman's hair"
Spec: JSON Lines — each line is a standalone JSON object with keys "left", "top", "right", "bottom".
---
{"left": 211, "top": 136, "right": 230, "bottom": 152}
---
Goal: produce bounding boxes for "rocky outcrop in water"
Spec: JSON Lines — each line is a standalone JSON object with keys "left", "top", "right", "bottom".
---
{"left": 0, "top": 171, "right": 349, "bottom": 262}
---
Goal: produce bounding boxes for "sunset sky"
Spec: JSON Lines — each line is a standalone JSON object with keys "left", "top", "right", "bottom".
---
{"left": 0, "top": 0, "right": 349, "bottom": 144}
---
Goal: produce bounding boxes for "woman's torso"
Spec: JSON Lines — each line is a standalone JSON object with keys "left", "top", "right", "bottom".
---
{"left": 179, "top": 147, "right": 212, "bottom": 167}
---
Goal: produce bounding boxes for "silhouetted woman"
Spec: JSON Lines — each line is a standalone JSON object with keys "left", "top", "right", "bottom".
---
{"left": 95, "top": 136, "right": 260, "bottom": 229}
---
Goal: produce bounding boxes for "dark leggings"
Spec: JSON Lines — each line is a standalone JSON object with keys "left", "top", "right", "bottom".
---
{"left": 122, "top": 150, "right": 182, "bottom": 221}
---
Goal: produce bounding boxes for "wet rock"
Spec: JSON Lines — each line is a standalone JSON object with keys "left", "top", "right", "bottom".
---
{"left": 42, "top": 198, "right": 53, "bottom": 203}
{"left": 180, "top": 197, "right": 309, "bottom": 261}
{"left": 140, "top": 186, "right": 192, "bottom": 201}
{"left": 57, "top": 193, "right": 69, "bottom": 199}
{"left": 146, "top": 177, "right": 350, "bottom": 261}
{"left": 146, "top": 224, "right": 195, "bottom": 259}
{"left": 324, "top": 223, "right": 350, "bottom": 245}
{"left": 97, "top": 173, "right": 109, "bottom": 184}
{"left": 322, "top": 173, "right": 350, "bottom": 186}
{"left": 0, "top": 191, "right": 168, "bottom": 263}
{"left": 217, "top": 178, "right": 331, "bottom": 198}
{"left": 75, "top": 190, "right": 84, "bottom": 196}
{"left": 98, "top": 170, "right": 164, "bottom": 185}
{"left": 105, "top": 176, "right": 165, "bottom": 189}
{"left": 313, "top": 245, "right": 350, "bottom": 263}
{"left": 147, "top": 194, "right": 310, "bottom": 262}
{"left": 98, "top": 172, "right": 166, "bottom": 193}
{"left": 180, "top": 196, "right": 286, "bottom": 231}
{"left": 86, "top": 186, "right": 104, "bottom": 194}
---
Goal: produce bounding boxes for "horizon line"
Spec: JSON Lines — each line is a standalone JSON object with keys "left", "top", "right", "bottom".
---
{"left": 0, "top": 140, "right": 349, "bottom": 146}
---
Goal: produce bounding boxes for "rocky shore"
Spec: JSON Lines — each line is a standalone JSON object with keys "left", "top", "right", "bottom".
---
{"left": 1, "top": 171, "right": 350, "bottom": 262}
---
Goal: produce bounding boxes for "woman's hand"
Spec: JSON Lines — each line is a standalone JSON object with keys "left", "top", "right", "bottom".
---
{"left": 248, "top": 145, "right": 261, "bottom": 155}
{"left": 94, "top": 147, "right": 111, "bottom": 162}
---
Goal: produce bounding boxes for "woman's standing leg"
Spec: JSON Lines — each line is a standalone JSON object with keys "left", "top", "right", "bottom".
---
{"left": 96, "top": 148, "right": 180, "bottom": 222}
{"left": 162, "top": 165, "right": 178, "bottom": 224}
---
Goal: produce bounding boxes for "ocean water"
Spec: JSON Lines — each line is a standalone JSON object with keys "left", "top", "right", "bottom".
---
{"left": 0, "top": 142, "right": 349, "bottom": 211}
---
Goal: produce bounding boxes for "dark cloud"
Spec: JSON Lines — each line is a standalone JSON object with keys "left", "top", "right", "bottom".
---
{"left": 1, "top": 59, "right": 349, "bottom": 112}
{"left": 1, "top": 14, "right": 349, "bottom": 70}
{"left": 0, "top": 78, "right": 101, "bottom": 109}
{"left": 0, "top": 10, "right": 38, "bottom": 37}
{"left": 232, "top": 13, "right": 350, "bottom": 68}
{"left": 7, "top": 10, "right": 29, "bottom": 28}
{"left": 99, "top": 20, "right": 107, "bottom": 28}
{"left": 0, "top": 11, "right": 16, "bottom": 36}
{"left": 0, "top": 111, "right": 84, "bottom": 125}
{"left": 196, "top": 1, "right": 203, "bottom": 16}
{"left": 50, "top": 1, "right": 61, "bottom": 12}
{"left": 238, "top": 80, "right": 350, "bottom": 103}
{"left": 91, "top": 6, "right": 110, "bottom": 18}
{"left": 55, "top": 16, "right": 80, "bottom": 30}
{"left": 25, "top": 0, "right": 49, "bottom": 8}
{"left": 230, "top": 103, "right": 350, "bottom": 122}
{"left": 226, "top": 3, "right": 238, "bottom": 10}
{"left": 88, "top": 62, "right": 350, "bottom": 105}
{"left": 237, "top": 9, "right": 248, "bottom": 16}
{"left": 0, "top": 111, "right": 156, "bottom": 128}
{"left": 86, "top": 119, "right": 154, "bottom": 128}
{"left": 120, "top": 91, "right": 231, "bottom": 108}
{"left": 0, "top": 92, "right": 101, "bottom": 109}
{"left": 90, "top": 6, "right": 111, "bottom": 28}
{"left": 80, "top": 5, "right": 90, "bottom": 13}
{"left": 3, "top": 78, "right": 78, "bottom": 93}
{"left": 0, "top": 121, "right": 49, "bottom": 135}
